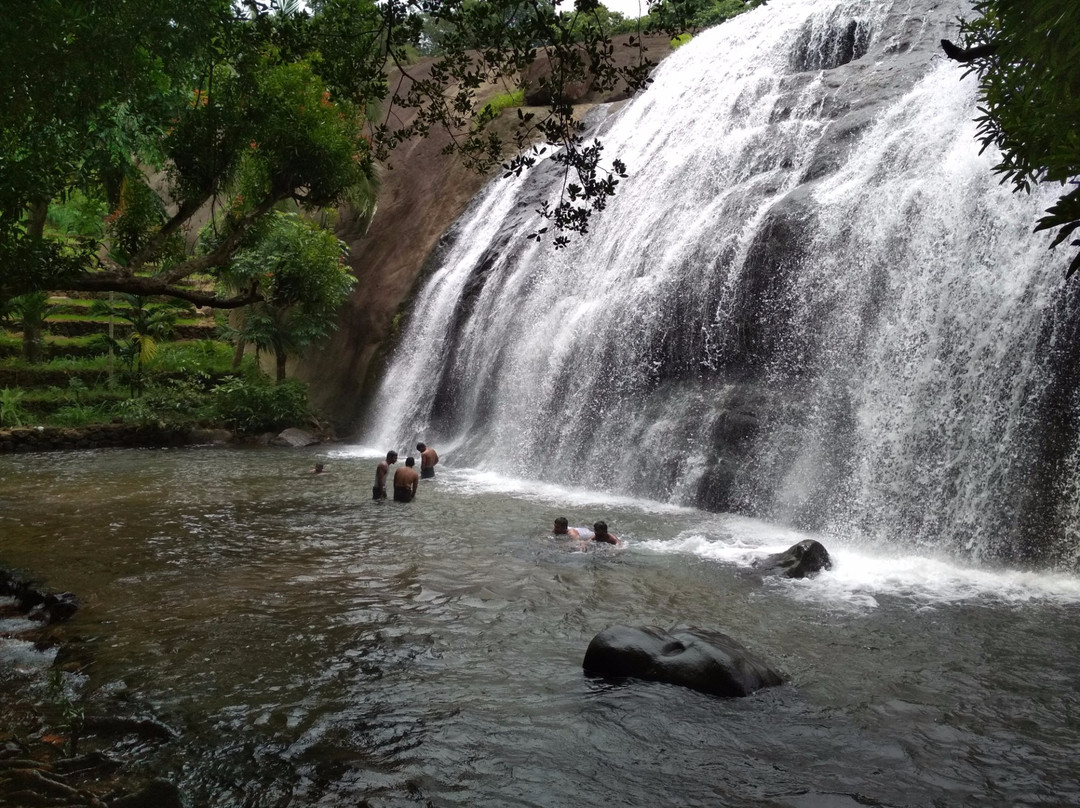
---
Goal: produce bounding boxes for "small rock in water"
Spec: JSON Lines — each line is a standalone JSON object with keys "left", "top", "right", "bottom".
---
{"left": 754, "top": 539, "right": 832, "bottom": 579}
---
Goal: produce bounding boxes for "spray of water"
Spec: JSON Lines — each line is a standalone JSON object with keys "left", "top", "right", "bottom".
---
{"left": 361, "top": 0, "right": 1078, "bottom": 566}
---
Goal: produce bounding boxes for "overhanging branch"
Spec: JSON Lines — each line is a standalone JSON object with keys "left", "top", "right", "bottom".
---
{"left": 63, "top": 273, "right": 261, "bottom": 309}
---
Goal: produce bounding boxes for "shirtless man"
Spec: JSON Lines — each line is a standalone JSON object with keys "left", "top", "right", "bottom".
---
{"left": 372, "top": 450, "right": 398, "bottom": 499}
{"left": 416, "top": 442, "right": 439, "bottom": 479}
{"left": 552, "top": 516, "right": 595, "bottom": 541}
{"left": 393, "top": 456, "right": 420, "bottom": 502}
{"left": 592, "top": 521, "right": 623, "bottom": 546}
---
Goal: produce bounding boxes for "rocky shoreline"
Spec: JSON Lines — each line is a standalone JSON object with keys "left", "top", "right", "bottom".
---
{"left": 1, "top": 571, "right": 183, "bottom": 807}
{"left": 0, "top": 423, "right": 334, "bottom": 453}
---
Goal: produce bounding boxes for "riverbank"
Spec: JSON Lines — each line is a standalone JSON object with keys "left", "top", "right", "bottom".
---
{"left": 1, "top": 569, "right": 183, "bottom": 808}
{"left": 0, "top": 423, "right": 336, "bottom": 453}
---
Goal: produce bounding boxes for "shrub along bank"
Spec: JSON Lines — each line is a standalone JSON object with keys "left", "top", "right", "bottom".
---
{"left": 0, "top": 294, "right": 327, "bottom": 448}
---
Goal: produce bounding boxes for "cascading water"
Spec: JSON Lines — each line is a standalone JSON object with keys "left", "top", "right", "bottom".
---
{"left": 362, "top": 0, "right": 1080, "bottom": 567}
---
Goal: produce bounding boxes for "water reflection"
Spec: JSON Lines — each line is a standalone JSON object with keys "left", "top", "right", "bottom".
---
{"left": 2, "top": 446, "right": 1079, "bottom": 807}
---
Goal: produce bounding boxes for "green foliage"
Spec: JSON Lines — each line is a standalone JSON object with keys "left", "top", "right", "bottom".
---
{"left": 212, "top": 377, "right": 310, "bottom": 434}
{"left": 671, "top": 33, "right": 693, "bottom": 49}
{"left": 480, "top": 90, "right": 526, "bottom": 123}
{"left": 105, "top": 176, "right": 174, "bottom": 266}
{"left": 955, "top": 0, "right": 1080, "bottom": 276}
{"left": 647, "top": 0, "right": 764, "bottom": 34}
{"left": 219, "top": 212, "right": 355, "bottom": 381}
{"left": 154, "top": 340, "right": 241, "bottom": 375}
{"left": 116, "top": 377, "right": 218, "bottom": 426}
{"left": 0, "top": 0, "right": 379, "bottom": 308}
{"left": 47, "top": 191, "right": 109, "bottom": 239}
{"left": 90, "top": 294, "right": 191, "bottom": 392}
{"left": 0, "top": 0, "right": 738, "bottom": 293}
{"left": 0, "top": 388, "right": 28, "bottom": 427}
{"left": 50, "top": 402, "right": 111, "bottom": 427}
{"left": 10, "top": 291, "right": 54, "bottom": 363}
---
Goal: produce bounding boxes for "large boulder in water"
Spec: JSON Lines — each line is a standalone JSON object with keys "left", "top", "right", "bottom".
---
{"left": 582, "top": 625, "right": 783, "bottom": 697}
{"left": 754, "top": 539, "right": 832, "bottom": 579}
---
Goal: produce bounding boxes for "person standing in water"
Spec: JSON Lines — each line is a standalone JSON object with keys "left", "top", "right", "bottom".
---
{"left": 417, "top": 442, "right": 439, "bottom": 479}
{"left": 393, "top": 456, "right": 420, "bottom": 502}
{"left": 373, "top": 450, "right": 398, "bottom": 499}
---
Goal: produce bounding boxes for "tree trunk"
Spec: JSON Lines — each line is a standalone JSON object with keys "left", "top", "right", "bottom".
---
{"left": 27, "top": 199, "right": 48, "bottom": 239}
{"left": 232, "top": 340, "right": 246, "bottom": 369}
{"left": 22, "top": 325, "right": 42, "bottom": 364}
{"left": 276, "top": 350, "right": 287, "bottom": 383}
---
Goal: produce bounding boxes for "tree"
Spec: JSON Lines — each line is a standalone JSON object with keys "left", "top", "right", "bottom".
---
{"left": 218, "top": 213, "right": 356, "bottom": 382}
{"left": 944, "top": 1, "right": 1080, "bottom": 277}
{"left": 9, "top": 292, "right": 54, "bottom": 364}
{"left": 1, "top": 0, "right": 734, "bottom": 308}
{"left": 2, "top": 0, "right": 386, "bottom": 307}
{"left": 90, "top": 294, "right": 191, "bottom": 394}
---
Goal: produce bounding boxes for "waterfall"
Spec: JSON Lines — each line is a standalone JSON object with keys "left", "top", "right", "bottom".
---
{"left": 362, "top": 0, "right": 1080, "bottom": 567}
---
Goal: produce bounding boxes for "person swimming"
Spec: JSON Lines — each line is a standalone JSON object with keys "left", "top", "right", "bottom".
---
{"left": 552, "top": 516, "right": 595, "bottom": 541}
{"left": 592, "top": 521, "right": 623, "bottom": 546}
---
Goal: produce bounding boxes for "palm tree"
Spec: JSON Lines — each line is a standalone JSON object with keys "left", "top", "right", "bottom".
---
{"left": 10, "top": 291, "right": 54, "bottom": 363}
{"left": 91, "top": 294, "right": 190, "bottom": 394}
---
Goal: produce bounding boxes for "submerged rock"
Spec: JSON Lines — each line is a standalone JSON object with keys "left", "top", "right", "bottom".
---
{"left": 188, "top": 427, "right": 233, "bottom": 445}
{"left": 583, "top": 624, "right": 783, "bottom": 697}
{"left": 274, "top": 427, "right": 320, "bottom": 447}
{"left": 754, "top": 539, "right": 832, "bottom": 579}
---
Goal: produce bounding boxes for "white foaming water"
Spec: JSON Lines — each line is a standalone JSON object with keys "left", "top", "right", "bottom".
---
{"left": 639, "top": 524, "right": 1080, "bottom": 609}
{"left": 359, "top": 0, "right": 1079, "bottom": 567}
{"left": 331, "top": 448, "right": 1080, "bottom": 607}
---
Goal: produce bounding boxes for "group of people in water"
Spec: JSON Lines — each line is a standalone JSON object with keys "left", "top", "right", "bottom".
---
{"left": 552, "top": 516, "right": 623, "bottom": 547}
{"left": 372, "top": 442, "right": 438, "bottom": 502}
{"left": 369, "top": 444, "right": 624, "bottom": 547}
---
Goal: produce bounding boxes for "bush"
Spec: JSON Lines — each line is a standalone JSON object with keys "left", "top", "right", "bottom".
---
{"left": 211, "top": 377, "right": 310, "bottom": 434}
{"left": 0, "top": 388, "right": 28, "bottom": 427}
{"left": 115, "top": 376, "right": 218, "bottom": 427}
{"left": 154, "top": 340, "right": 241, "bottom": 375}
{"left": 50, "top": 403, "right": 112, "bottom": 427}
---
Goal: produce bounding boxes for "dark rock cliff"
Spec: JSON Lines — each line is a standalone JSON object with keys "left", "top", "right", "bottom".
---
{"left": 297, "top": 36, "right": 675, "bottom": 433}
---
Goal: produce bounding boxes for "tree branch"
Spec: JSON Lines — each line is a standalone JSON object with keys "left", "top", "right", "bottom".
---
{"left": 159, "top": 193, "right": 283, "bottom": 284}
{"left": 62, "top": 273, "right": 261, "bottom": 309}
{"left": 128, "top": 192, "right": 213, "bottom": 271}
{"left": 940, "top": 39, "right": 998, "bottom": 63}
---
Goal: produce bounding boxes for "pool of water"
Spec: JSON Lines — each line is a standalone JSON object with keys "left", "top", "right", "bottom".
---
{"left": 2, "top": 446, "right": 1079, "bottom": 807}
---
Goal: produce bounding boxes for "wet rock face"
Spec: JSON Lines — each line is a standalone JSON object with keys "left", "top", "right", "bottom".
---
{"left": 583, "top": 624, "right": 783, "bottom": 697}
{"left": 754, "top": 539, "right": 832, "bottom": 579}
{"left": 790, "top": 16, "right": 871, "bottom": 72}
{"left": 0, "top": 570, "right": 79, "bottom": 623}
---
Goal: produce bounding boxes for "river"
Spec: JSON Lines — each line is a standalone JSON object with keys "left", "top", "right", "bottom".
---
{"left": 2, "top": 446, "right": 1079, "bottom": 806}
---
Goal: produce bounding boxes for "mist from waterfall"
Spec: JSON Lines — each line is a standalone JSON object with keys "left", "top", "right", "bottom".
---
{"left": 361, "top": 0, "right": 1079, "bottom": 567}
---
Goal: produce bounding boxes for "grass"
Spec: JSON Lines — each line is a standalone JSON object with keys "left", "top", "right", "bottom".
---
{"left": 481, "top": 89, "right": 525, "bottom": 119}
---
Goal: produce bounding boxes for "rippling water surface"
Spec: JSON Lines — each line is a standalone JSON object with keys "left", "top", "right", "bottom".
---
{"left": 2, "top": 446, "right": 1079, "bottom": 807}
